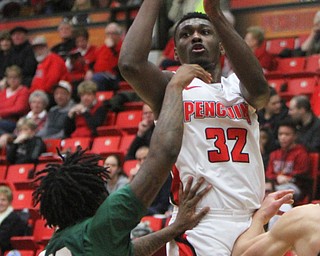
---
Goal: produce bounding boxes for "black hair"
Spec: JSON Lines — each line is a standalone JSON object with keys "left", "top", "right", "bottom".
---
{"left": 33, "top": 148, "right": 110, "bottom": 229}
{"left": 174, "top": 12, "right": 211, "bottom": 44}
{"left": 293, "top": 95, "right": 312, "bottom": 113}
{"left": 278, "top": 117, "right": 297, "bottom": 133}
{"left": 73, "top": 26, "right": 89, "bottom": 40}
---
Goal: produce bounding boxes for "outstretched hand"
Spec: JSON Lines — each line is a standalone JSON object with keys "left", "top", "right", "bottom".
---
{"left": 171, "top": 177, "right": 211, "bottom": 233}
{"left": 203, "top": 0, "right": 221, "bottom": 17}
{"left": 171, "top": 64, "right": 212, "bottom": 88}
{"left": 255, "top": 189, "right": 294, "bottom": 225}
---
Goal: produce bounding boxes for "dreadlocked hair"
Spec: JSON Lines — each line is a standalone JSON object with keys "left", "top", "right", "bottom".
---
{"left": 32, "top": 147, "right": 110, "bottom": 229}
{"left": 174, "top": 12, "right": 211, "bottom": 44}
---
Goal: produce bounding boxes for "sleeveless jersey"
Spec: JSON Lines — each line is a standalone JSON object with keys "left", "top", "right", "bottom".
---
{"left": 172, "top": 73, "right": 265, "bottom": 211}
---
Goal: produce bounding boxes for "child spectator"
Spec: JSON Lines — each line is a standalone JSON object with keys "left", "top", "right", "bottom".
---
{"left": 266, "top": 118, "right": 311, "bottom": 202}
{"left": 6, "top": 117, "right": 46, "bottom": 164}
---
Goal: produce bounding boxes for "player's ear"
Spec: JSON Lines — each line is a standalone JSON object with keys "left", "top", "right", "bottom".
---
{"left": 219, "top": 42, "right": 225, "bottom": 56}
{"left": 174, "top": 47, "right": 180, "bottom": 61}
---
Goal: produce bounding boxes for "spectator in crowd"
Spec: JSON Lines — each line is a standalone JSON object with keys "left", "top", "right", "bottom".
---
{"left": 37, "top": 81, "right": 75, "bottom": 139}
{"left": 104, "top": 154, "right": 129, "bottom": 194}
{"left": 10, "top": 26, "right": 37, "bottom": 87}
{"left": 85, "top": 22, "right": 123, "bottom": 91}
{"left": 30, "top": 36, "right": 69, "bottom": 97}
{"left": 125, "top": 104, "right": 155, "bottom": 161}
{"left": 129, "top": 145, "right": 172, "bottom": 216}
{"left": 266, "top": 118, "right": 310, "bottom": 202}
{"left": 300, "top": 10, "right": 320, "bottom": 56}
{"left": 0, "top": 31, "right": 14, "bottom": 86}
{"left": 26, "top": 90, "right": 48, "bottom": 133}
{"left": 0, "top": 66, "right": 30, "bottom": 135}
{"left": 51, "top": 21, "right": 76, "bottom": 60}
{"left": 288, "top": 95, "right": 320, "bottom": 152}
{"left": 71, "top": 0, "right": 92, "bottom": 11}
{"left": 6, "top": 117, "right": 46, "bottom": 164}
{"left": 0, "top": 90, "right": 48, "bottom": 149}
{"left": 0, "top": 185, "right": 28, "bottom": 255}
{"left": 65, "top": 80, "right": 107, "bottom": 138}
{"left": 244, "top": 26, "right": 274, "bottom": 72}
{"left": 66, "top": 27, "right": 97, "bottom": 85}
{"left": 258, "top": 87, "right": 288, "bottom": 143}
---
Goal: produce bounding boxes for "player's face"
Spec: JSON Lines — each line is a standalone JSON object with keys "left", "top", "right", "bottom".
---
{"left": 278, "top": 126, "right": 296, "bottom": 150}
{"left": 175, "top": 18, "right": 220, "bottom": 67}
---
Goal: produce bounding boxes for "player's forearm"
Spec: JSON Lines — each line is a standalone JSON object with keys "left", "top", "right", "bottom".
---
{"left": 130, "top": 82, "right": 183, "bottom": 207}
{"left": 208, "top": 9, "right": 269, "bottom": 109}
{"left": 132, "top": 224, "right": 181, "bottom": 256}
{"left": 119, "top": 0, "right": 162, "bottom": 71}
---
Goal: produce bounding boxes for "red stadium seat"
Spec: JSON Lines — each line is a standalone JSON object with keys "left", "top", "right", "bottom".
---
{"left": 12, "top": 190, "right": 34, "bottom": 210}
{"left": 0, "top": 165, "right": 7, "bottom": 182}
{"left": 11, "top": 219, "right": 54, "bottom": 252}
{"left": 140, "top": 216, "right": 165, "bottom": 232}
{"left": 267, "top": 78, "right": 287, "bottom": 93}
{"left": 90, "top": 136, "right": 122, "bottom": 157}
{"left": 6, "top": 164, "right": 35, "bottom": 190}
{"left": 96, "top": 91, "right": 114, "bottom": 102}
{"left": 266, "top": 37, "right": 295, "bottom": 55}
{"left": 304, "top": 54, "right": 320, "bottom": 75}
{"left": 123, "top": 159, "right": 138, "bottom": 177}
{"left": 280, "top": 77, "right": 317, "bottom": 100}
{"left": 118, "top": 134, "right": 136, "bottom": 155}
{"left": 60, "top": 137, "right": 92, "bottom": 153}
{"left": 266, "top": 57, "right": 307, "bottom": 79}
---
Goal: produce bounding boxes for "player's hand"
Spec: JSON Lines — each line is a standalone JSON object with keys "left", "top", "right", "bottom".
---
{"left": 171, "top": 64, "right": 212, "bottom": 88}
{"left": 203, "top": 0, "right": 220, "bottom": 17}
{"left": 254, "top": 189, "right": 294, "bottom": 225}
{"left": 171, "top": 177, "right": 211, "bottom": 233}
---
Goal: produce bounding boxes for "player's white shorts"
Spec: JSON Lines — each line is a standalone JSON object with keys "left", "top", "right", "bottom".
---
{"left": 167, "top": 207, "right": 253, "bottom": 256}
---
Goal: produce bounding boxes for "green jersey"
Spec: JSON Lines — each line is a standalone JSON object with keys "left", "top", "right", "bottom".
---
{"left": 44, "top": 185, "right": 146, "bottom": 256}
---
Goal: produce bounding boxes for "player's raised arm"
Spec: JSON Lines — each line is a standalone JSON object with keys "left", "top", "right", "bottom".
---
{"left": 203, "top": 0, "right": 269, "bottom": 110}
{"left": 119, "top": 0, "right": 171, "bottom": 117}
{"left": 130, "top": 64, "right": 211, "bottom": 208}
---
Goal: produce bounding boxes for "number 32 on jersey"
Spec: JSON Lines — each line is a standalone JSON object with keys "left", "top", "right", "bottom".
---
{"left": 205, "top": 127, "right": 249, "bottom": 163}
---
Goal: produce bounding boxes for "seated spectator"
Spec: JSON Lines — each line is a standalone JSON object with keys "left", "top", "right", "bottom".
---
{"left": 10, "top": 26, "right": 37, "bottom": 87}
{"left": 51, "top": 21, "right": 76, "bottom": 60}
{"left": 65, "top": 27, "right": 97, "bottom": 86}
{"left": 300, "top": 10, "right": 320, "bottom": 56}
{"left": 85, "top": 22, "right": 123, "bottom": 91}
{"left": 25, "top": 90, "right": 48, "bottom": 133}
{"left": 244, "top": 26, "right": 274, "bottom": 72}
{"left": 125, "top": 104, "right": 155, "bottom": 160}
{"left": 0, "top": 31, "right": 14, "bottom": 87}
{"left": 103, "top": 154, "right": 129, "bottom": 194}
{"left": 6, "top": 117, "right": 46, "bottom": 164}
{"left": 280, "top": 11, "right": 320, "bottom": 57}
{"left": 30, "top": 36, "right": 69, "bottom": 98}
{"left": 65, "top": 80, "right": 107, "bottom": 138}
{"left": 266, "top": 118, "right": 311, "bottom": 202}
{"left": 288, "top": 95, "right": 320, "bottom": 152}
{"left": 129, "top": 145, "right": 171, "bottom": 216}
{"left": 0, "top": 66, "right": 30, "bottom": 135}
{"left": 258, "top": 87, "right": 288, "bottom": 143}
{"left": 37, "top": 81, "right": 75, "bottom": 139}
{"left": 0, "top": 90, "right": 48, "bottom": 149}
{"left": 0, "top": 185, "right": 28, "bottom": 255}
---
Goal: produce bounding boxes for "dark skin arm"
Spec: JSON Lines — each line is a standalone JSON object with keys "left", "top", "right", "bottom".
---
{"left": 203, "top": 0, "right": 269, "bottom": 110}
{"left": 118, "top": 0, "right": 172, "bottom": 117}
{"left": 133, "top": 177, "right": 211, "bottom": 256}
{"left": 130, "top": 64, "right": 212, "bottom": 210}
